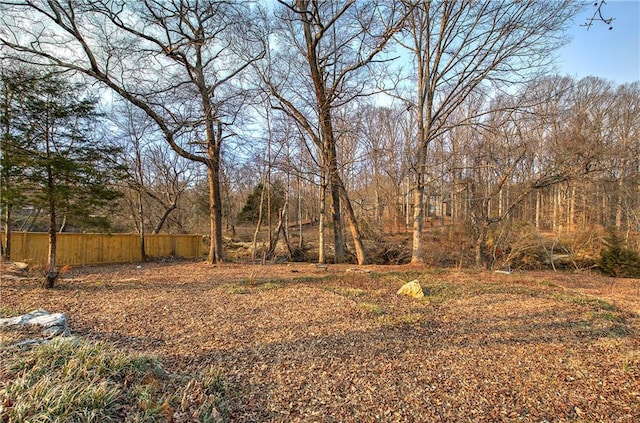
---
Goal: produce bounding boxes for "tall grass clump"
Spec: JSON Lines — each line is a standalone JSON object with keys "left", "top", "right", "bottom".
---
{"left": 0, "top": 338, "right": 227, "bottom": 422}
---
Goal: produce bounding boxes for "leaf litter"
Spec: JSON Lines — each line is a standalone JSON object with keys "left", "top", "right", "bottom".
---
{"left": 1, "top": 261, "right": 639, "bottom": 421}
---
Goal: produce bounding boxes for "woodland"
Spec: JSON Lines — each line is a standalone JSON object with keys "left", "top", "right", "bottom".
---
{"left": 1, "top": 1, "right": 639, "bottom": 284}
{"left": 1, "top": 2, "right": 640, "bottom": 421}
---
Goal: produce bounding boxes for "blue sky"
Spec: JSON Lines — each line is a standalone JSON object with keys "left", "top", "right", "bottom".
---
{"left": 556, "top": 0, "right": 640, "bottom": 84}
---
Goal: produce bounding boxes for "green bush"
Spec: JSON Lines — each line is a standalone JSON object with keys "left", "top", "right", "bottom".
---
{"left": 598, "top": 230, "right": 640, "bottom": 278}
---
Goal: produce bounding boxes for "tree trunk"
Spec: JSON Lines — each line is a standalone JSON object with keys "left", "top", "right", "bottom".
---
{"left": 338, "top": 181, "right": 367, "bottom": 265}
{"left": 298, "top": 173, "right": 303, "bottom": 249}
{"left": 194, "top": 45, "right": 225, "bottom": 264}
{"left": 568, "top": 185, "right": 576, "bottom": 232}
{"left": 266, "top": 199, "right": 291, "bottom": 260}
{"left": 615, "top": 170, "right": 624, "bottom": 230}
{"left": 2, "top": 204, "right": 10, "bottom": 260}
{"left": 298, "top": 3, "right": 347, "bottom": 263}
{"left": 58, "top": 214, "right": 67, "bottom": 233}
{"left": 207, "top": 162, "right": 224, "bottom": 263}
{"left": 375, "top": 188, "right": 382, "bottom": 232}
{"left": 138, "top": 191, "right": 146, "bottom": 262}
{"left": 405, "top": 177, "right": 411, "bottom": 232}
{"left": 411, "top": 100, "right": 427, "bottom": 264}
{"left": 318, "top": 172, "right": 326, "bottom": 264}
{"left": 552, "top": 186, "right": 559, "bottom": 232}
{"left": 1, "top": 79, "right": 11, "bottom": 260}
{"left": 474, "top": 221, "right": 489, "bottom": 269}
{"left": 44, "top": 165, "right": 58, "bottom": 289}
{"left": 411, "top": 57, "right": 430, "bottom": 264}
{"left": 266, "top": 136, "right": 273, "bottom": 250}
{"left": 411, "top": 180, "right": 425, "bottom": 264}
{"left": 602, "top": 187, "right": 608, "bottom": 227}
{"left": 535, "top": 190, "right": 541, "bottom": 229}
{"left": 251, "top": 180, "right": 267, "bottom": 262}
{"left": 23, "top": 209, "right": 41, "bottom": 232}
{"left": 327, "top": 136, "right": 345, "bottom": 263}
{"left": 43, "top": 122, "right": 58, "bottom": 288}
{"left": 45, "top": 209, "right": 58, "bottom": 288}
{"left": 283, "top": 168, "right": 292, "bottom": 256}
{"left": 153, "top": 202, "right": 177, "bottom": 234}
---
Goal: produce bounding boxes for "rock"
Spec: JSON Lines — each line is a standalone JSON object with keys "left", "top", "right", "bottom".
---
{"left": 0, "top": 309, "right": 71, "bottom": 344}
{"left": 397, "top": 280, "right": 424, "bottom": 299}
{"left": 12, "top": 262, "right": 29, "bottom": 271}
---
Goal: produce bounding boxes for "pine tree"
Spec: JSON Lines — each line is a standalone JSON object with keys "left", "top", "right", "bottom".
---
{"left": 599, "top": 230, "right": 640, "bottom": 278}
{"left": 9, "top": 71, "right": 124, "bottom": 287}
{"left": 237, "top": 181, "right": 285, "bottom": 225}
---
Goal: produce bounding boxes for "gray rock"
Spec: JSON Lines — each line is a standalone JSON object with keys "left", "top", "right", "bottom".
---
{"left": 0, "top": 309, "right": 71, "bottom": 345}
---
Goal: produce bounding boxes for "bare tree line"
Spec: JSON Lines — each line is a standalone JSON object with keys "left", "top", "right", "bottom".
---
{"left": 1, "top": 0, "right": 637, "bottom": 270}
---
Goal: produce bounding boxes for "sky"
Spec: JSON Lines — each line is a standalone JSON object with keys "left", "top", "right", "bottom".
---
{"left": 556, "top": 0, "right": 640, "bottom": 84}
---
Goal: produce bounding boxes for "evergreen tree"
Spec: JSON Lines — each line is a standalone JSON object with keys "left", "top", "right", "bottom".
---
{"left": 599, "top": 230, "right": 640, "bottom": 278}
{"left": 237, "top": 181, "right": 285, "bottom": 225}
{"left": 9, "top": 71, "right": 124, "bottom": 287}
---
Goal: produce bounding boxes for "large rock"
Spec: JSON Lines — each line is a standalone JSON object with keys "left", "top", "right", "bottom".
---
{"left": 397, "top": 280, "right": 424, "bottom": 299}
{"left": 12, "top": 262, "right": 29, "bottom": 271}
{"left": 0, "top": 310, "right": 70, "bottom": 347}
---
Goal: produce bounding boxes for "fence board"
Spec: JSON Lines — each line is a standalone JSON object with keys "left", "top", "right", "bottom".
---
{"left": 3, "top": 232, "right": 204, "bottom": 266}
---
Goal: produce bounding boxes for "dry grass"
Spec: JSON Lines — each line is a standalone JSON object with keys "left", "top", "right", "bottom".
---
{"left": 1, "top": 261, "right": 639, "bottom": 421}
{"left": 0, "top": 337, "right": 226, "bottom": 422}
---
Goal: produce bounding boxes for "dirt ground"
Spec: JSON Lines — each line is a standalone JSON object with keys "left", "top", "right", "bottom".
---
{"left": 1, "top": 261, "right": 639, "bottom": 422}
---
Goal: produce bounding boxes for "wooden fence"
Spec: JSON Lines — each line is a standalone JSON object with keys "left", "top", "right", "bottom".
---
{"left": 3, "top": 232, "right": 204, "bottom": 266}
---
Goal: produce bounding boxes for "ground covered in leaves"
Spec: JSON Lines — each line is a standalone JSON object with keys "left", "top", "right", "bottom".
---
{"left": 1, "top": 261, "right": 640, "bottom": 421}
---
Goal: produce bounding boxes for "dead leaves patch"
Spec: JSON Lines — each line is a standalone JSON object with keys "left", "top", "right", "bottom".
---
{"left": 1, "top": 263, "right": 639, "bottom": 421}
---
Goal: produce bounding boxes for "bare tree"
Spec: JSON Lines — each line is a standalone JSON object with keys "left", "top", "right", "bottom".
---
{"left": 111, "top": 102, "right": 155, "bottom": 260}
{"left": 0, "top": 0, "right": 265, "bottom": 263}
{"left": 142, "top": 144, "right": 194, "bottom": 233}
{"left": 610, "top": 82, "right": 640, "bottom": 232}
{"left": 582, "top": 0, "right": 615, "bottom": 30}
{"left": 349, "top": 104, "right": 412, "bottom": 234}
{"left": 397, "top": 0, "right": 583, "bottom": 264}
{"left": 258, "top": 0, "right": 406, "bottom": 264}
